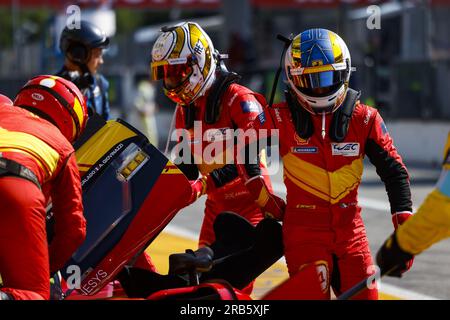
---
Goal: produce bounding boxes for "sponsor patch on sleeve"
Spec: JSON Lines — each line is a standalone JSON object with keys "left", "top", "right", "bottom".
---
{"left": 241, "top": 100, "right": 262, "bottom": 114}
{"left": 257, "top": 111, "right": 266, "bottom": 125}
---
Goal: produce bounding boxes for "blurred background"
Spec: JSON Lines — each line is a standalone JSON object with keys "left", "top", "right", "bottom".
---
{"left": 0, "top": 0, "right": 448, "bottom": 165}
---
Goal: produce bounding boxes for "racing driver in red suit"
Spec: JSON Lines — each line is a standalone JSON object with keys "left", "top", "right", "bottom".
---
{"left": 251, "top": 29, "right": 414, "bottom": 299}
{"left": 0, "top": 76, "right": 88, "bottom": 300}
{"left": 150, "top": 22, "right": 285, "bottom": 288}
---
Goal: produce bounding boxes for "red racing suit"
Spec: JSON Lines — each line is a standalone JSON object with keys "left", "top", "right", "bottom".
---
{"left": 0, "top": 105, "right": 86, "bottom": 300}
{"left": 174, "top": 83, "right": 272, "bottom": 248}
{"left": 256, "top": 101, "right": 412, "bottom": 299}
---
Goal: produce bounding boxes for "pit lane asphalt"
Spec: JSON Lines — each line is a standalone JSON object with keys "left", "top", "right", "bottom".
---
{"left": 161, "top": 162, "right": 448, "bottom": 300}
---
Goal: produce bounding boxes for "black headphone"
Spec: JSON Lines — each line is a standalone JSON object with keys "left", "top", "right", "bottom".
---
{"left": 66, "top": 42, "right": 91, "bottom": 65}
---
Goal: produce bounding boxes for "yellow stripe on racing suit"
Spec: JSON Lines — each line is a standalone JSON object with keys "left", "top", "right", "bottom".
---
{"left": 397, "top": 133, "right": 450, "bottom": 255}
{"left": 0, "top": 127, "right": 60, "bottom": 180}
{"left": 283, "top": 152, "right": 363, "bottom": 204}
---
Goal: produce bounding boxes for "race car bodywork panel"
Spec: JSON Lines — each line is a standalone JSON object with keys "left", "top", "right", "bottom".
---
{"left": 62, "top": 119, "right": 191, "bottom": 296}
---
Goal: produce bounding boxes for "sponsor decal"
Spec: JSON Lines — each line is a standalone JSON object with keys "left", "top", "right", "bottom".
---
{"left": 224, "top": 190, "right": 249, "bottom": 200}
{"left": 31, "top": 93, "right": 44, "bottom": 101}
{"left": 291, "top": 146, "right": 318, "bottom": 154}
{"left": 339, "top": 201, "right": 358, "bottom": 208}
{"left": 274, "top": 108, "right": 282, "bottom": 123}
{"left": 167, "top": 57, "right": 187, "bottom": 65}
{"left": 204, "top": 128, "right": 232, "bottom": 142}
{"left": 240, "top": 100, "right": 262, "bottom": 114}
{"left": 295, "top": 204, "right": 316, "bottom": 209}
{"left": 331, "top": 142, "right": 360, "bottom": 157}
{"left": 299, "top": 260, "right": 329, "bottom": 294}
{"left": 315, "top": 261, "right": 330, "bottom": 294}
{"left": 258, "top": 112, "right": 266, "bottom": 125}
{"left": 294, "top": 134, "right": 309, "bottom": 145}
{"left": 152, "top": 32, "right": 172, "bottom": 60}
{"left": 81, "top": 143, "right": 124, "bottom": 186}
{"left": 80, "top": 269, "right": 108, "bottom": 295}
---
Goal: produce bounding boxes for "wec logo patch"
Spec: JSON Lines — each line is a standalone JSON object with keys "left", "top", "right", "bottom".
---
{"left": 204, "top": 128, "right": 232, "bottom": 142}
{"left": 331, "top": 143, "right": 360, "bottom": 157}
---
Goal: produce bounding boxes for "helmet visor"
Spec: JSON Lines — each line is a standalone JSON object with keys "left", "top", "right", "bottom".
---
{"left": 289, "top": 62, "right": 348, "bottom": 97}
{"left": 163, "top": 82, "right": 197, "bottom": 105}
{"left": 151, "top": 57, "right": 193, "bottom": 89}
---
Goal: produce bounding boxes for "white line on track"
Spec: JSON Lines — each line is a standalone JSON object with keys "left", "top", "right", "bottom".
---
{"left": 164, "top": 224, "right": 199, "bottom": 240}
{"left": 378, "top": 282, "right": 438, "bottom": 300}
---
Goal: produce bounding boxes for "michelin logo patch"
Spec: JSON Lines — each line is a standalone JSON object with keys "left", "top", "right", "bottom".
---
{"left": 241, "top": 100, "right": 262, "bottom": 113}
{"left": 332, "top": 143, "right": 360, "bottom": 157}
{"left": 292, "top": 147, "right": 318, "bottom": 154}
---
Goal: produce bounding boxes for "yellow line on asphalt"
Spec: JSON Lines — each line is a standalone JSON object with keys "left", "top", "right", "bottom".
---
{"left": 146, "top": 232, "right": 402, "bottom": 300}
{"left": 379, "top": 292, "right": 402, "bottom": 300}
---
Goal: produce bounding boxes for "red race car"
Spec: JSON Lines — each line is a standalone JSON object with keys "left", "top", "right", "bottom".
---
{"left": 48, "top": 115, "right": 284, "bottom": 301}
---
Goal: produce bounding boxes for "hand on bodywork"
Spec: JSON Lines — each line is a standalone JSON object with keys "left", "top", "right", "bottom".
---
{"left": 234, "top": 107, "right": 285, "bottom": 221}
{"left": 187, "top": 164, "right": 241, "bottom": 206}
{"left": 238, "top": 163, "right": 286, "bottom": 221}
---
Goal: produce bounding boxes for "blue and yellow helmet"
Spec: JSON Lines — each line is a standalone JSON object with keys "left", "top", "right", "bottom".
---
{"left": 284, "top": 28, "right": 352, "bottom": 114}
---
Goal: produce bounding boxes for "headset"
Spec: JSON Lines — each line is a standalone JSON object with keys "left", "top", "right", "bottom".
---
{"left": 66, "top": 42, "right": 91, "bottom": 65}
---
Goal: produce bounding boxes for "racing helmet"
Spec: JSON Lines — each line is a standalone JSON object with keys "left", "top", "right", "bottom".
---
{"left": 14, "top": 75, "right": 88, "bottom": 143}
{"left": 285, "top": 28, "right": 352, "bottom": 114}
{"left": 60, "top": 20, "right": 109, "bottom": 65}
{"left": 0, "top": 94, "right": 13, "bottom": 106}
{"left": 150, "top": 21, "right": 217, "bottom": 105}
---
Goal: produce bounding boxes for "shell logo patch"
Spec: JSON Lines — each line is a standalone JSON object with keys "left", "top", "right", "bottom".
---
{"left": 294, "top": 133, "right": 309, "bottom": 145}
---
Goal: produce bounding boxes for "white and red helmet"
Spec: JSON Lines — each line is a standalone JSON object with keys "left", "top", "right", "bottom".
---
{"left": 150, "top": 21, "right": 217, "bottom": 106}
